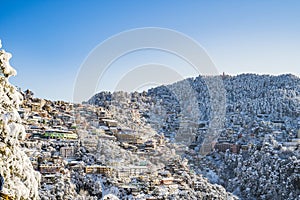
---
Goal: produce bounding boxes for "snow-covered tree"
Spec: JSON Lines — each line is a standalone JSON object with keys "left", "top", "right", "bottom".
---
{"left": 0, "top": 40, "right": 40, "bottom": 199}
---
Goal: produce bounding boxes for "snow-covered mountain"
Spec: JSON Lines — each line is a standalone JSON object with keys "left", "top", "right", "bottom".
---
{"left": 88, "top": 73, "right": 300, "bottom": 199}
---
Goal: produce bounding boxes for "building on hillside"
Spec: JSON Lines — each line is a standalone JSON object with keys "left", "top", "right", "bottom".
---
{"left": 115, "top": 166, "right": 148, "bottom": 178}
{"left": 85, "top": 165, "right": 113, "bottom": 176}
{"left": 43, "top": 129, "right": 78, "bottom": 140}
{"left": 60, "top": 146, "right": 76, "bottom": 158}
{"left": 39, "top": 164, "right": 61, "bottom": 174}
{"left": 100, "top": 119, "right": 118, "bottom": 127}
{"left": 214, "top": 142, "right": 240, "bottom": 154}
{"left": 115, "top": 132, "right": 143, "bottom": 145}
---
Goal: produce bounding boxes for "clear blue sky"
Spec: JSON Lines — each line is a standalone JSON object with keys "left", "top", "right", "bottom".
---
{"left": 1, "top": 0, "right": 299, "bottom": 101}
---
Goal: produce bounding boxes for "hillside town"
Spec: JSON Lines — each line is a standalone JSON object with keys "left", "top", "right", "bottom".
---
{"left": 7, "top": 73, "right": 299, "bottom": 199}
{"left": 1, "top": 40, "right": 237, "bottom": 200}
{"left": 1, "top": 40, "right": 300, "bottom": 200}
{"left": 88, "top": 74, "right": 300, "bottom": 200}
{"left": 16, "top": 89, "right": 236, "bottom": 199}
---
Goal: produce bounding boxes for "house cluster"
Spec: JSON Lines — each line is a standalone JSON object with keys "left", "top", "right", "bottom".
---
{"left": 86, "top": 74, "right": 300, "bottom": 199}
{"left": 20, "top": 90, "right": 218, "bottom": 198}
{"left": 88, "top": 75, "right": 300, "bottom": 157}
{"left": 16, "top": 73, "right": 300, "bottom": 199}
